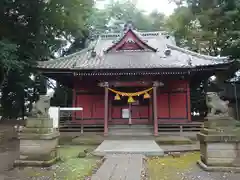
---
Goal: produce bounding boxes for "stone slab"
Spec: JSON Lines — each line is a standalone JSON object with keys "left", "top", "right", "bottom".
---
{"left": 93, "top": 140, "right": 164, "bottom": 156}
{"left": 197, "top": 132, "right": 240, "bottom": 142}
{"left": 91, "top": 154, "right": 144, "bottom": 180}
{"left": 14, "top": 156, "right": 58, "bottom": 167}
{"left": 125, "top": 154, "right": 143, "bottom": 180}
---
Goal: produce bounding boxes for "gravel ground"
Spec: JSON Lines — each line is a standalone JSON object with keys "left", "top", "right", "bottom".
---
{"left": 180, "top": 165, "right": 240, "bottom": 180}
{"left": 0, "top": 126, "right": 239, "bottom": 180}
{"left": 1, "top": 149, "right": 240, "bottom": 180}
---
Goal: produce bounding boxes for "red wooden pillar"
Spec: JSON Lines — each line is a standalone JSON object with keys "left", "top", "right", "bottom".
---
{"left": 103, "top": 82, "right": 109, "bottom": 136}
{"left": 186, "top": 81, "right": 191, "bottom": 121}
{"left": 153, "top": 81, "right": 159, "bottom": 136}
{"left": 109, "top": 98, "right": 112, "bottom": 123}
{"left": 72, "top": 88, "right": 76, "bottom": 122}
{"left": 149, "top": 96, "right": 153, "bottom": 124}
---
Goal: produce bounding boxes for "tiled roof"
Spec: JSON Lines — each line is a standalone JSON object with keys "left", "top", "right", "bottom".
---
{"left": 38, "top": 30, "right": 230, "bottom": 71}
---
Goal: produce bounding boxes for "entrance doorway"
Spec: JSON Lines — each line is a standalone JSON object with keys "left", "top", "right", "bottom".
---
{"left": 121, "top": 104, "right": 132, "bottom": 124}
{"left": 111, "top": 92, "right": 150, "bottom": 125}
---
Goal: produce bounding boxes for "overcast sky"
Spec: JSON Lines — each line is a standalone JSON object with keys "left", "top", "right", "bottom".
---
{"left": 95, "top": 0, "right": 177, "bottom": 16}
{"left": 135, "top": 0, "right": 176, "bottom": 15}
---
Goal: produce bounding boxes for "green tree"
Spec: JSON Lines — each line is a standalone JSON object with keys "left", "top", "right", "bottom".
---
{"left": 169, "top": 0, "right": 240, "bottom": 117}
{"left": 89, "top": 0, "right": 167, "bottom": 34}
{"left": 0, "top": 0, "right": 93, "bottom": 118}
{"left": 0, "top": 40, "right": 19, "bottom": 87}
{"left": 170, "top": 0, "right": 240, "bottom": 59}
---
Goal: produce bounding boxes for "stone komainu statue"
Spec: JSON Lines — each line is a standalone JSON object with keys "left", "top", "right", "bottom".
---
{"left": 206, "top": 92, "right": 229, "bottom": 117}
{"left": 30, "top": 91, "right": 54, "bottom": 117}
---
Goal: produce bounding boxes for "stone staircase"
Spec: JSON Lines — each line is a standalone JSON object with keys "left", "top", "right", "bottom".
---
{"left": 108, "top": 125, "right": 153, "bottom": 136}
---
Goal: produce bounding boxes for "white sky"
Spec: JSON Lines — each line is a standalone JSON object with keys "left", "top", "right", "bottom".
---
{"left": 95, "top": 0, "right": 177, "bottom": 16}
{"left": 136, "top": 0, "right": 176, "bottom": 16}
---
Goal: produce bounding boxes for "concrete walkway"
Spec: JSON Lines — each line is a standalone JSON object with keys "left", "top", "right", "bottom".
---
{"left": 93, "top": 140, "right": 164, "bottom": 156}
{"left": 91, "top": 154, "right": 145, "bottom": 180}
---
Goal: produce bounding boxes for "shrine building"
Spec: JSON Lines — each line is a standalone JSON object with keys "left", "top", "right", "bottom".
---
{"left": 37, "top": 22, "right": 233, "bottom": 136}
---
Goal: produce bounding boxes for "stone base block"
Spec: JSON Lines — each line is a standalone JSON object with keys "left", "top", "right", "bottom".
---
{"left": 198, "top": 132, "right": 240, "bottom": 169}
{"left": 15, "top": 130, "right": 59, "bottom": 167}
{"left": 197, "top": 160, "right": 240, "bottom": 173}
{"left": 204, "top": 117, "right": 235, "bottom": 127}
{"left": 26, "top": 117, "right": 54, "bottom": 128}
{"left": 203, "top": 117, "right": 240, "bottom": 135}
{"left": 198, "top": 116, "right": 240, "bottom": 172}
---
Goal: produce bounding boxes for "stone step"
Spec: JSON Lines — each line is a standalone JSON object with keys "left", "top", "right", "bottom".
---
{"left": 109, "top": 125, "right": 154, "bottom": 136}
{"left": 109, "top": 130, "right": 153, "bottom": 136}
{"left": 93, "top": 140, "right": 164, "bottom": 156}
{"left": 106, "top": 135, "right": 155, "bottom": 140}
{"left": 109, "top": 125, "right": 153, "bottom": 129}
{"left": 109, "top": 128, "right": 152, "bottom": 132}
{"left": 108, "top": 132, "right": 153, "bottom": 136}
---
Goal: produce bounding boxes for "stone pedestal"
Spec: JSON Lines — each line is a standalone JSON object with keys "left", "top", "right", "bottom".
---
{"left": 14, "top": 116, "right": 60, "bottom": 167}
{"left": 197, "top": 116, "right": 240, "bottom": 172}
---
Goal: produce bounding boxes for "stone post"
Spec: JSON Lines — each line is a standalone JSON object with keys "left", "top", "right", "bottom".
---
{"left": 14, "top": 93, "right": 60, "bottom": 167}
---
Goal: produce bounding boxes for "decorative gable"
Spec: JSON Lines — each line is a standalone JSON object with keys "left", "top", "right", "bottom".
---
{"left": 117, "top": 36, "right": 144, "bottom": 50}
{"left": 106, "top": 28, "right": 157, "bottom": 52}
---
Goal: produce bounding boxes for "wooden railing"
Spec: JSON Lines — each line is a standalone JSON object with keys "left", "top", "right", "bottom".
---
{"left": 158, "top": 122, "right": 203, "bottom": 133}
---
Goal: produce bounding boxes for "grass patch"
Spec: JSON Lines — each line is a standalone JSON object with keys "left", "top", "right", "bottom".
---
{"left": 156, "top": 140, "right": 193, "bottom": 145}
{"left": 56, "top": 145, "right": 100, "bottom": 179}
{"left": 147, "top": 152, "right": 200, "bottom": 180}
{"left": 71, "top": 136, "right": 103, "bottom": 145}
{"left": 59, "top": 136, "right": 75, "bottom": 145}
{"left": 12, "top": 145, "right": 100, "bottom": 180}
{"left": 59, "top": 135, "right": 104, "bottom": 145}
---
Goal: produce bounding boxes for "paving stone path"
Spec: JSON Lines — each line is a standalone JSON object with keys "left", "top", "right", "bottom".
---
{"left": 91, "top": 154, "right": 145, "bottom": 180}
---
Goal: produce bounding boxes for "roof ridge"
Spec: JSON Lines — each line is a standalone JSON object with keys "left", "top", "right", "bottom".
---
{"left": 99, "top": 31, "right": 169, "bottom": 38}
{"left": 138, "top": 31, "right": 168, "bottom": 37}
{"left": 167, "top": 44, "right": 229, "bottom": 61}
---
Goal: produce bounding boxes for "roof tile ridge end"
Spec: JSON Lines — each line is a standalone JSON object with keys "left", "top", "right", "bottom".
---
{"left": 100, "top": 32, "right": 121, "bottom": 37}
{"left": 93, "top": 35, "right": 102, "bottom": 50}
{"left": 167, "top": 44, "right": 229, "bottom": 61}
